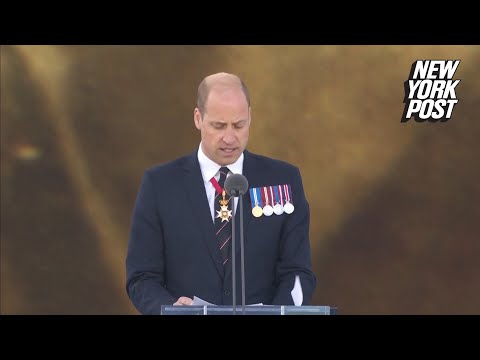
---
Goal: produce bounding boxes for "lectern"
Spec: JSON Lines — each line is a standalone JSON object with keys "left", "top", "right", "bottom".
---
{"left": 161, "top": 305, "right": 337, "bottom": 315}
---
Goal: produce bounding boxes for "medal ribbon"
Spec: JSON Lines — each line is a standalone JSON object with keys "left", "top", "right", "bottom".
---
{"left": 263, "top": 187, "right": 270, "bottom": 206}
{"left": 273, "top": 186, "right": 280, "bottom": 205}
{"left": 255, "top": 188, "right": 263, "bottom": 207}
{"left": 269, "top": 186, "right": 275, "bottom": 206}
{"left": 283, "top": 184, "right": 291, "bottom": 203}
{"left": 210, "top": 177, "right": 223, "bottom": 196}
{"left": 249, "top": 187, "right": 258, "bottom": 208}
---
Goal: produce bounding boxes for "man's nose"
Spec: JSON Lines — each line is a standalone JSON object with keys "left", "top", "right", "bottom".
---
{"left": 223, "top": 128, "right": 236, "bottom": 144}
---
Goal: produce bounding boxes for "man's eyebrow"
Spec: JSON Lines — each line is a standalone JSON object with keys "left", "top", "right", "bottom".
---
{"left": 210, "top": 119, "right": 247, "bottom": 125}
{"left": 233, "top": 119, "right": 247, "bottom": 124}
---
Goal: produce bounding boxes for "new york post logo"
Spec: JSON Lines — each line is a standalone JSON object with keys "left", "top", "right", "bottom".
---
{"left": 401, "top": 60, "right": 461, "bottom": 123}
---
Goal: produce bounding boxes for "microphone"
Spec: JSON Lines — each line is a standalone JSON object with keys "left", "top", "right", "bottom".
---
{"left": 225, "top": 173, "right": 248, "bottom": 196}
{"left": 224, "top": 174, "right": 248, "bottom": 315}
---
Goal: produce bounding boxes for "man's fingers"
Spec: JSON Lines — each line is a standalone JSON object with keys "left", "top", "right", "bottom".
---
{"left": 174, "top": 296, "right": 193, "bottom": 305}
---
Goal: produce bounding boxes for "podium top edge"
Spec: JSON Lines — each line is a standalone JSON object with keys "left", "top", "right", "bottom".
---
{"left": 160, "top": 305, "right": 337, "bottom": 315}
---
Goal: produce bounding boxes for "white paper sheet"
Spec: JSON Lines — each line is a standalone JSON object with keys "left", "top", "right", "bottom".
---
{"left": 291, "top": 275, "right": 303, "bottom": 306}
{"left": 192, "top": 296, "right": 263, "bottom": 306}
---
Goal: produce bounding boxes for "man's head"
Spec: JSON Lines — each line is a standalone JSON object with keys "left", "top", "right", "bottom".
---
{"left": 194, "top": 72, "right": 251, "bottom": 166}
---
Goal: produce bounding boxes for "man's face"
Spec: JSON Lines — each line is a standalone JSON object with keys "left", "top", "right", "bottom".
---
{"left": 194, "top": 88, "right": 250, "bottom": 166}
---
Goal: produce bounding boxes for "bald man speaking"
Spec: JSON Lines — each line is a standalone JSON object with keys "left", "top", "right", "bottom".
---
{"left": 126, "top": 72, "right": 316, "bottom": 314}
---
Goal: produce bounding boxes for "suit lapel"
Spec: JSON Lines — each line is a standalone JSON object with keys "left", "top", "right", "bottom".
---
{"left": 182, "top": 153, "right": 224, "bottom": 278}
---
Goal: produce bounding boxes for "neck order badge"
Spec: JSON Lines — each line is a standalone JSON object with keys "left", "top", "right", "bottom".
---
{"left": 216, "top": 189, "right": 232, "bottom": 222}
{"left": 210, "top": 167, "right": 232, "bottom": 266}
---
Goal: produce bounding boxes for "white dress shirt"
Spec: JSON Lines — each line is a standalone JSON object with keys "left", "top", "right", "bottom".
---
{"left": 197, "top": 143, "right": 244, "bottom": 222}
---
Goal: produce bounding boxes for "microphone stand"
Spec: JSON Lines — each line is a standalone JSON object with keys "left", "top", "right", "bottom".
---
{"left": 231, "top": 196, "right": 236, "bottom": 315}
{"left": 230, "top": 189, "right": 246, "bottom": 315}
{"left": 239, "top": 192, "right": 246, "bottom": 315}
{"left": 225, "top": 174, "right": 248, "bottom": 316}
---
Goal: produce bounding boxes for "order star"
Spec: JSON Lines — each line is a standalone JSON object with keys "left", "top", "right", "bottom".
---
{"left": 216, "top": 206, "right": 232, "bottom": 222}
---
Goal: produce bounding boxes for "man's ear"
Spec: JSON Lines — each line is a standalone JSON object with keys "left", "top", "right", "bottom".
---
{"left": 194, "top": 108, "right": 202, "bottom": 130}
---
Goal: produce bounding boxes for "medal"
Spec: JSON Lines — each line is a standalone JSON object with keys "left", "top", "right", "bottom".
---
{"left": 249, "top": 187, "right": 263, "bottom": 217}
{"left": 262, "top": 186, "right": 273, "bottom": 216}
{"left": 273, "top": 203, "right": 284, "bottom": 215}
{"left": 283, "top": 184, "right": 294, "bottom": 214}
{"left": 273, "top": 185, "right": 284, "bottom": 215}
{"left": 252, "top": 204, "right": 263, "bottom": 217}
{"left": 217, "top": 204, "right": 232, "bottom": 222}
{"left": 283, "top": 201, "right": 294, "bottom": 214}
{"left": 263, "top": 205, "right": 273, "bottom": 216}
{"left": 216, "top": 190, "right": 232, "bottom": 222}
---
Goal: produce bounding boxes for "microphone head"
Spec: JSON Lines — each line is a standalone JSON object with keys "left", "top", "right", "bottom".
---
{"left": 224, "top": 173, "right": 249, "bottom": 196}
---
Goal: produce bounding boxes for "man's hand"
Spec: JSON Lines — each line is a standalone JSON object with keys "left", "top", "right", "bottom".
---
{"left": 173, "top": 296, "right": 193, "bottom": 305}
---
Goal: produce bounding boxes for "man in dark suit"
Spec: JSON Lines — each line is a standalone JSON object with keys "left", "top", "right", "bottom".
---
{"left": 126, "top": 72, "right": 316, "bottom": 314}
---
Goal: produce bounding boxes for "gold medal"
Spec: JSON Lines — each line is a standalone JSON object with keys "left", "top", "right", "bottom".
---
{"left": 252, "top": 204, "right": 263, "bottom": 218}
{"left": 250, "top": 188, "right": 263, "bottom": 217}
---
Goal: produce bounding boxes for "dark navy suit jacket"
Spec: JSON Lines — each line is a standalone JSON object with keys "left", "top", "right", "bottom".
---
{"left": 126, "top": 149, "right": 317, "bottom": 314}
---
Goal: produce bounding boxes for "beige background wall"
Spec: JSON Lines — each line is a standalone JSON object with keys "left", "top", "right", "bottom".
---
{"left": 1, "top": 45, "right": 479, "bottom": 314}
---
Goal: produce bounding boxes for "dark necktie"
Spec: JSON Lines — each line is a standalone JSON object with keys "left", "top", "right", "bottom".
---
{"left": 214, "top": 167, "right": 232, "bottom": 267}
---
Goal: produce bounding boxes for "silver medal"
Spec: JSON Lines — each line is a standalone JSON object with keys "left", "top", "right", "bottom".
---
{"left": 263, "top": 204, "right": 274, "bottom": 216}
{"left": 283, "top": 201, "right": 294, "bottom": 214}
{"left": 273, "top": 203, "right": 284, "bottom": 215}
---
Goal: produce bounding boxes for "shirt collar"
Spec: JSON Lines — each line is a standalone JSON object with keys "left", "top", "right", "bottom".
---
{"left": 197, "top": 142, "right": 244, "bottom": 182}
